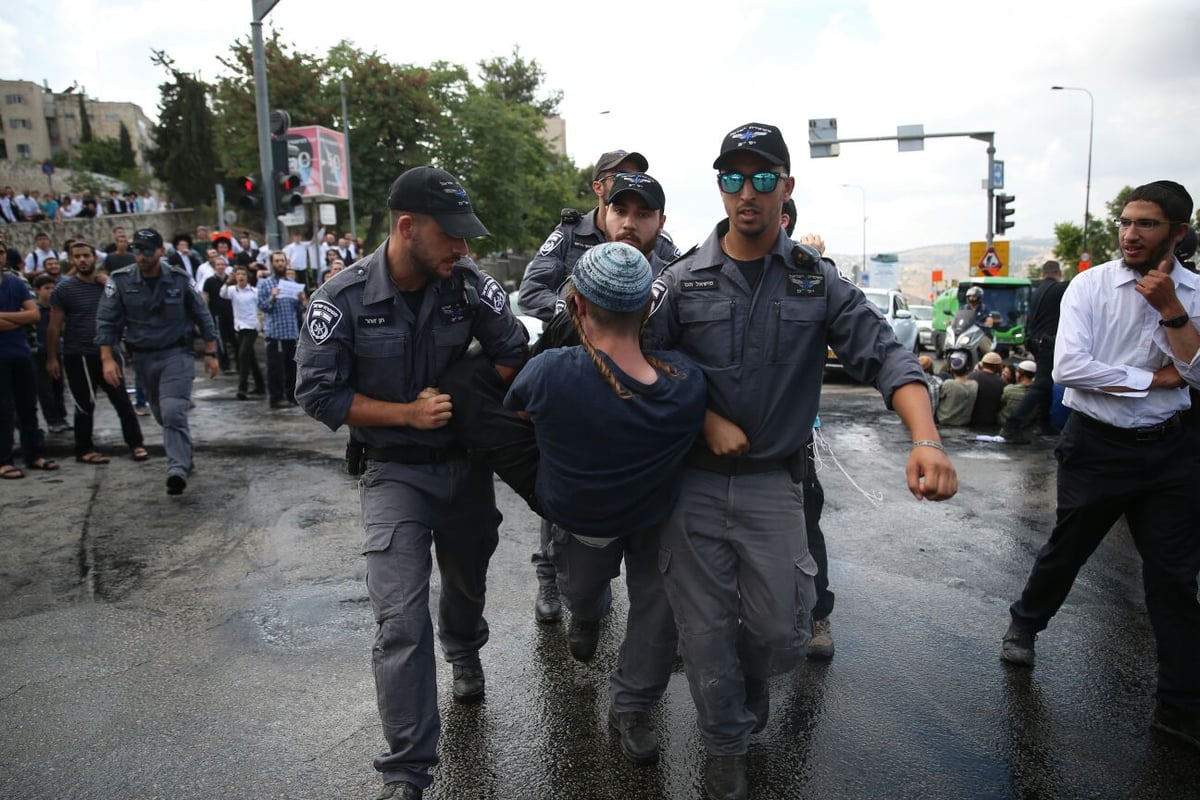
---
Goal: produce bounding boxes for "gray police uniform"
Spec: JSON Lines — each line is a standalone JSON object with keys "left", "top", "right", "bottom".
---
{"left": 294, "top": 242, "right": 528, "bottom": 791}
{"left": 517, "top": 207, "right": 681, "bottom": 323}
{"left": 95, "top": 260, "right": 216, "bottom": 481}
{"left": 642, "top": 221, "right": 925, "bottom": 756}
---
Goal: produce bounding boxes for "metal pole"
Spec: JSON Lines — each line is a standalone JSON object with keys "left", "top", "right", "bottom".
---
{"left": 340, "top": 79, "right": 356, "bottom": 239}
{"left": 251, "top": 8, "right": 279, "bottom": 251}
{"left": 842, "top": 184, "right": 866, "bottom": 284}
{"left": 1051, "top": 86, "right": 1094, "bottom": 256}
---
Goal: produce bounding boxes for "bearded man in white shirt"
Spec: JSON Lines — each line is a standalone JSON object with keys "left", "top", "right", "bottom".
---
{"left": 1002, "top": 180, "right": 1200, "bottom": 753}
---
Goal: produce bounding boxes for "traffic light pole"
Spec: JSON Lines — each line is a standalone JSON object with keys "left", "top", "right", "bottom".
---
{"left": 808, "top": 126, "right": 997, "bottom": 246}
{"left": 251, "top": 0, "right": 282, "bottom": 251}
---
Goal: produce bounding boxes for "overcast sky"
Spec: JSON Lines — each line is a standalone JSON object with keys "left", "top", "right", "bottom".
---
{"left": 4, "top": 0, "right": 1197, "bottom": 262}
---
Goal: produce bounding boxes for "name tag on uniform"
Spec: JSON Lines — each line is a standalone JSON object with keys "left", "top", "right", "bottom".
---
{"left": 358, "top": 315, "right": 391, "bottom": 327}
{"left": 681, "top": 279, "right": 717, "bottom": 291}
{"left": 786, "top": 273, "right": 825, "bottom": 297}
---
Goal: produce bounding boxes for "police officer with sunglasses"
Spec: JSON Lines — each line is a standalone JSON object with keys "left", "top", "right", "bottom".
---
{"left": 643, "top": 122, "right": 957, "bottom": 800}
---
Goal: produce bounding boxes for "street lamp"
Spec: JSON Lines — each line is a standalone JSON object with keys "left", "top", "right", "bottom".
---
{"left": 1051, "top": 85, "right": 1094, "bottom": 257}
{"left": 842, "top": 184, "right": 866, "bottom": 285}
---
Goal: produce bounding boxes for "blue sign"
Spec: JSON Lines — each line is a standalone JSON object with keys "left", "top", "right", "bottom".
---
{"left": 41, "top": 161, "right": 54, "bottom": 176}
{"left": 992, "top": 160, "right": 1004, "bottom": 190}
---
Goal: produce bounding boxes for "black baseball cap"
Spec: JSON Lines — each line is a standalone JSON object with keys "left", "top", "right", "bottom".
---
{"left": 606, "top": 172, "right": 665, "bottom": 211}
{"left": 713, "top": 123, "right": 790, "bottom": 173}
{"left": 592, "top": 150, "right": 649, "bottom": 182}
{"left": 132, "top": 229, "right": 164, "bottom": 250}
{"left": 387, "top": 166, "right": 489, "bottom": 239}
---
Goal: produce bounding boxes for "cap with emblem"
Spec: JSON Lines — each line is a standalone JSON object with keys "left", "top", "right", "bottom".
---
{"left": 606, "top": 172, "right": 665, "bottom": 211}
{"left": 592, "top": 150, "right": 648, "bottom": 182}
{"left": 132, "top": 228, "right": 164, "bottom": 250}
{"left": 572, "top": 241, "right": 652, "bottom": 314}
{"left": 387, "top": 166, "right": 489, "bottom": 239}
{"left": 713, "top": 123, "right": 790, "bottom": 172}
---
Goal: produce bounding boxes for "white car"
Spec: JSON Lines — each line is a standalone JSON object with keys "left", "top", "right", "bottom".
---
{"left": 911, "top": 304, "right": 934, "bottom": 350}
{"left": 509, "top": 290, "right": 544, "bottom": 347}
{"left": 827, "top": 287, "right": 920, "bottom": 369}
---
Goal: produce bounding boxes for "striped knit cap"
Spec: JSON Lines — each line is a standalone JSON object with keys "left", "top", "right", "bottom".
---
{"left": 572, "top": 241, "right": 652, "bottom": 313}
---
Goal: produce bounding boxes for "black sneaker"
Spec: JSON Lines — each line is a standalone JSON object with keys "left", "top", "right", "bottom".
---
{"left": 1001, "top": 621, "right": 1036, "bottom": 666}
{"left": 375, "top": 781, "right": 422, "bottom": 800}
{"left": 704, "top": 753, "right": 748, "bottom": 800}
{"left": 568, "top": 618, "right": 601, "bottom": 662}
{"left": 534, "top": 581, "right": 562, "bottom": 624}
{"left": 166, "top": 474, "right": 187, "bottom": 495}
{"left": 451, "top": 656, "right": 485, "bottom": 704}
{"left": 608, "top": 707, "right": 660, "bottom": 765}
{"left": 1152, "top": 703, "right": 1200, "bottom": 751}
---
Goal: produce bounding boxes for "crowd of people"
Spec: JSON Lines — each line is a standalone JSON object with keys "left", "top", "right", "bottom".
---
{"left": 0, "top": 219, "right": 364, "bottom": 488}
{"left": 0, "top": 185, "right": 167, "bottom": 223}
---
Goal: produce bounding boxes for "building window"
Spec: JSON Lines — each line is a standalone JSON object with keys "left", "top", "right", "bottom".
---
{"left": 63, "top": 112, "right": 75, "bottom": 120}
{"left": 104, "top": 113, "right": 118, "bottom": 122}
{"left": 16, "top": 144, "right": 32, "bottom": 158}
{"left": 9, "top": 118, "right": 31, "bottom": 129}
{"left": 4, "top": 94, "right": 25, "bottom": 105}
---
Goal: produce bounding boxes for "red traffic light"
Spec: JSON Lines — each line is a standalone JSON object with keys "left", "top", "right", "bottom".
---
{"left": 278, "top": 172, "right": 301, "bottom": 192}
{"left": 240, "top": 176, "right": 257, "bottom": 193}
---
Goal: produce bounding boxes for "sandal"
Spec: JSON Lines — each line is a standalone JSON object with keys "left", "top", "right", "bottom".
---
{"left": 77, "top": 452, "right": 111, "bottom": 465}
{"left": 131, "top": 447, "right": 150, "bottom": 462}
{"left": 0, "top": 465, "right": 24, "bottom": 480}
{"left": 29, "top": 458, "right": 59, "bottom": 471}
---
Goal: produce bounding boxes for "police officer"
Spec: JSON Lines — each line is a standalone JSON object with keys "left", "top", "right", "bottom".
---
{"left": 96, "top": 228, "right": 218, "bottom": 495}
{"left": 643, "top": 122, "right": 958, "bottom": 800}
{"left": 294, "top": 166, "right": 528, "bottom": 800}
{"left": 517, "top": 151, "right": 681, "bottom": 625}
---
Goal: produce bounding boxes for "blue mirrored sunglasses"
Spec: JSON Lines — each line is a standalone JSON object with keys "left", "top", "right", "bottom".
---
{"left": 718, "top": 171, "right": 784, "bottom": 194}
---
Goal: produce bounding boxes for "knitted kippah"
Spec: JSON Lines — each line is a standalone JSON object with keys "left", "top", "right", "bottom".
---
{"left": 572, "top": 241, "right": 652, "bottom": 313}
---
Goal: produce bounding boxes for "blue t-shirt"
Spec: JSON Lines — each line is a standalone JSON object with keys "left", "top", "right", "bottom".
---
{"left": 0, "top": 273, "right": 34, "bottom": 358}
{"left": 505, "top": 347, "right": 706, "bottom": 537}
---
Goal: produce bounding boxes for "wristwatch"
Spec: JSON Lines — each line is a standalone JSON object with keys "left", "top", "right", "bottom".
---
{"left": 1158, "top": 314, "right": 1191, "bottom": 328}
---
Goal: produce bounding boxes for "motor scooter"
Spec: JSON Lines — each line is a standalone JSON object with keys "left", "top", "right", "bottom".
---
{"left": 947, "top": 307, "right": 991, "bottom": 369}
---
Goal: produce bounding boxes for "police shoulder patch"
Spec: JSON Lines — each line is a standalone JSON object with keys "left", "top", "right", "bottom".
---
{"left": 479, "top": 275, "right": 507, "bottom": 315}
{"left": 538, "top": 231, "right": 564, "bottom": 257}
{"left": 307, "top": 299, "right": 343, "bottom": 345}
{"left": 104, "top": 280, "right": 116, "bottom": 297}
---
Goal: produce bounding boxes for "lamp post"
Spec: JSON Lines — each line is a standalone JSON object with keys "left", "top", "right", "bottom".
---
{"left": 1051, "top": 85, "right": 1094, "bottom": 258}
{"left": 842, "top": 183, "right": 866, "bottom": 285}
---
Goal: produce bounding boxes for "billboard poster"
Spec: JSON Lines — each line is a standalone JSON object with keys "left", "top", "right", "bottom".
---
{"left": 285, "top": 126, "right": 349, "bottom": 201}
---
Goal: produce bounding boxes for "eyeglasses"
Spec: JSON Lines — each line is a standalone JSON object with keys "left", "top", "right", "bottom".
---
{"left": 1116, "top": 217, "right": 1178, "bottom": 231}
{"left": 717, "top": 171, "right": 785, "bottom": 194}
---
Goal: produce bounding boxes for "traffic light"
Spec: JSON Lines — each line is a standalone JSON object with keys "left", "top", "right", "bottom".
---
{"left": 237, "top": 175, "right": 260, "bottom": 210}
{"left": 995, "top": 193, "right": 1016, "bottom": 235}
{"left": 271, "top": 134, "right": 303, "bottom": 210}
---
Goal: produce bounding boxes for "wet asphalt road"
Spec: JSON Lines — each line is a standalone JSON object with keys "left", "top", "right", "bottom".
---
{"left": 1, "top": 364, "right": 1198, "bottom": 800}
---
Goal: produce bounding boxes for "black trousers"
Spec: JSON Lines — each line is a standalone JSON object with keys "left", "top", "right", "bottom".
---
{"left": 235, "top": 330, "right": 264, "bottom": 394}
{"left": 265, "top": 338, "right": 297, "bottom": 403}
{"left": 804, "top": 438, "right": 833, "bottom": 621}
{"left": 63, "top": 352, "right": 144, "bottom": 457}
{"left": 0, "top": 355, "right": 43, "bottom": 466}
{"left": 33, "top": 350, "right": 67, "bottom": 425}
{"left": 1009, "top": 412, "right": 1200, "bottom": 715}
{"left": 1001, "top": 343, "right": 1055, "bottom": 433}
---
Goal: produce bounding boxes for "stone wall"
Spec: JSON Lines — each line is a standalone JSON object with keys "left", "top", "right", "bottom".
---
{"left": 1, "top": 210, "right": 201, "bottom": 255}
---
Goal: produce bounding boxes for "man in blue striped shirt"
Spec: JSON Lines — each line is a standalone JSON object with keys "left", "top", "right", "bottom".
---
{"left": 257, "top": 251, "right": 304, "bottom": 408}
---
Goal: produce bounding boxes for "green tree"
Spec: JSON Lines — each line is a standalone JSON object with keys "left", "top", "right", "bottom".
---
{"left": 117, "top": 122, "right": 136, "bottom": 170}
{"left": 146, "top": 50, "right": 219, "bottom": 208}
{"left": 1054, "top": 186, "right": 1135, "bottom": 273}
{"left": 476, "top": 47, "right": 562, "bottom": 117}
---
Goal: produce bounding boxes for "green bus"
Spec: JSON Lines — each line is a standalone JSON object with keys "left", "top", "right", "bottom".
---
{"left": 931, "top": 276, "right": 1033, "bottom": 358}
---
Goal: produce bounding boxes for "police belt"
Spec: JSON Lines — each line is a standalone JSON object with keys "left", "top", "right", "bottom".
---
{"left": 1073, "top": 411, "right": 1182, "bottom": 443}
{"left": 365, "top": 444, "right": 467, "bottom": 464}
{"left": 126, "top": 337, "right": 189, "bottom": 353}
{"left": 686, "top": 445, "right": 806, "bottom": 480}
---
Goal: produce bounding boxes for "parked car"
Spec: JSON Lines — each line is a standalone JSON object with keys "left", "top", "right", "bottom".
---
{"left": 826, "top": 287, "right": 919, "bottom": 371}
{"left": 911, "top": 304, "right": 934, "bottom": 350}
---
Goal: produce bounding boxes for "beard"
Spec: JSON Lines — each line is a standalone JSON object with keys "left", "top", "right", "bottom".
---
{"left": 1124, "top": 236, "right": 1175, "bottom": 275}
